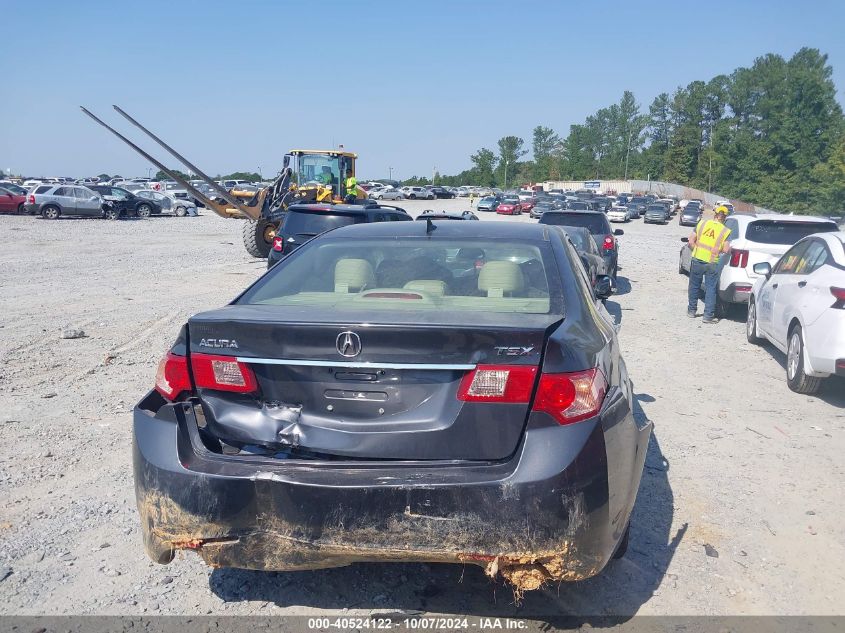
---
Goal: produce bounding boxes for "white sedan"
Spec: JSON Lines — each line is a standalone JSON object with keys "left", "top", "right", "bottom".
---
{"left": 746, "top": 231, "right": 845, "bottom": 394}
{"left": 607, "top": 206, "right": 630, "bottom": 223}
{"left": 368, "top": 187, "right": 405, "bottom": 200}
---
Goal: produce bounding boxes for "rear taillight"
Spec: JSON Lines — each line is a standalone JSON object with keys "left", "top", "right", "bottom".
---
{"left": 602, "top": 236, "right": 614, "bottom": 250}
{"left": 531, "top": 368, "right": 608, "bottom": 425}
{"left": 730, "top": 249, "right": 749, "bottom": 268}
{"left": 190, "top": 353, "right": 258, "bottom": 394}
{"left": 28, "top": 194, "right": 35, "bottom": 205}
{"left": 457, "top": 365, "right": 537, "bottom": 403}
{"left": 831, "top": 287, "right": 845, "bottom": 309}
{"left": 154, "top": 352, "right": 192, "bottom": 401}
{"left": 272, "top": 236, "right": 284, "bottom": 252}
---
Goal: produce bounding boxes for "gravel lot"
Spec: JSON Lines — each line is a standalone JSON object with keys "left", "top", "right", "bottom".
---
{"left": 1, "top": 200, "right": 843, "bottom": 621}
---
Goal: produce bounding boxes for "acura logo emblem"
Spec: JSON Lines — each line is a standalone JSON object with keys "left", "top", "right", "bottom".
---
{"left": 336, "top": 331, "right": 361, "bottom": 357}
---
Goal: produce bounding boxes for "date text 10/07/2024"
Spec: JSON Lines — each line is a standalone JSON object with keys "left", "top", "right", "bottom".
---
{"left": 307, "top": 617, "right": 528, "bottom": 630}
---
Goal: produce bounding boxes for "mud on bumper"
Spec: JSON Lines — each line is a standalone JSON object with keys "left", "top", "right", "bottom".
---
{"left": 133, "top": 391, "right": 649, "bottom": 589}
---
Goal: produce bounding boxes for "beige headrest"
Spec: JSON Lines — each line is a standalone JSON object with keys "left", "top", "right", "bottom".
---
{"left": 478, "top": 261, "right": 524, "bottom": 297}
{"left": 334, "top": 258, "right": 374, "bottom": 292}
{"left": 404, "top": 280, "right": 447, "bottom": 296}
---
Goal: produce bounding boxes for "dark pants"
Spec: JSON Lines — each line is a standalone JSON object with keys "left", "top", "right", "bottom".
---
{"left": 344, "top": 194, "right": 357, "bottom": 204}
{"left": 688, "top": 258, "right": 720, "bottom": 318}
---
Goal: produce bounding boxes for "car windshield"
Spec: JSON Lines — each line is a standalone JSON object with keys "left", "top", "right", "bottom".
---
{"left": 743, "top": 220, "right": 837, "bottom": 245}
{"left": 283, "top": 211, "right": 359, "bottom": 236}
{"left": 240, "top": 238, "right": 554, "bottom": 316}
{"left": 647, "top": 205, "right": 665, "bottom": 211}
{"left": 541, "top": 213, "right": 609, "bottom": 234}
{"left": 568, "top": 202, "right": 590, "bottom": 210}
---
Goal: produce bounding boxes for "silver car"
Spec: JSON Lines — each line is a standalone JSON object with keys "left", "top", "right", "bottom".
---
{"left": 26, "top": 184, "right": 116, "bottom": 219}
{"left": 369, "top": 187, "right": 405, "bottom": 200}
{"left": 135, "top": 189, "right": 197, "bottom": 217}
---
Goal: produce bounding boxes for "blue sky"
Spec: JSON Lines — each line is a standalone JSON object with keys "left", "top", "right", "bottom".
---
{"left": 2, "top": 0, "right": 844, "bottom": 181}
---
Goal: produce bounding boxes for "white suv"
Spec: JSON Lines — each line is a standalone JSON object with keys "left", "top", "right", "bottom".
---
{"left": 746, "top": 232, "right": 845, "bottom": 394}
{"left": 680, "top": 213, "right": 839, "bottom": 311}
{"left": 399, "top": 186, "right": 434, "bottom": 200}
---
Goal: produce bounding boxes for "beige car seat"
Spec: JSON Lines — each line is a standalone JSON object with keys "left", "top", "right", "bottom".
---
{"left": 335, "top": 259, "right": 375, "bottom": 293}
{"left": 478, "top": 261, "right": 524, "bottom": 298}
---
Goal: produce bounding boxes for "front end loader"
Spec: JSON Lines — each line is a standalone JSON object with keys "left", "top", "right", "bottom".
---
{"left": 82, "top": 106, "right": 361, "bottom": 258}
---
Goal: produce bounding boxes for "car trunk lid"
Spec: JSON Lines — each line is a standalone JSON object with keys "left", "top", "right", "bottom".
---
{"left": 187, "top": 305, "right": 559, "bottom": 461}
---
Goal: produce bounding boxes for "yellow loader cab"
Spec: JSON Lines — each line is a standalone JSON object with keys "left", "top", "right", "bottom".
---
{"left": 288, "top": 149, "right": 360, "bottom": 203}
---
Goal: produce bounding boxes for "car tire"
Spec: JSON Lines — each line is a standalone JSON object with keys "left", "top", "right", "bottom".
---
{"left": 746, "top": 298, "right": 762, "bottom": 344}
{"left": 376, "top": 194, "right": 384, "bottom": 200}
{"left": 409, "top": 194, "right": 416, "bottom": 199}
{"left": 175, "top": 206, "right": 187, "bottom": 217}
{"left": 678, "top": 255, "right": 687, "bottom": 275}
{"left": 786, "top": 324, "right": 822, "bottom": 394}
{"left": 16, "top": 203, "right": 25, "bottom": 215}
{"left": 104, "top": 207, "right": 121, "bottom": 220}
{"left": 42, "top": 205, "right": 60, "bottom": 220}
{"left": 612, "top": 522, "right": 630, "bottom": 559}
{"left": 242, "top": 217, "right": 275, "bottom": 258}
{"left": 136, "top": 203, "right": 152, "bottom": 218}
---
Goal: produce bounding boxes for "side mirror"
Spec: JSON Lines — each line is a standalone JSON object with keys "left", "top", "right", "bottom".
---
{"left": 613, "top": 229, "right": 624, "bottom": 236}
{"left": 681, "top": 237, "right": 689, "bottom": 243}
{"left": 753, "top": 262, "right": 772, "bottom": 278}
{"left": 595, "top": 275, "right": 614, "bottom": 299}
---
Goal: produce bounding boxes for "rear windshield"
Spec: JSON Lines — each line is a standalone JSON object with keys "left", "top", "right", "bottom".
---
{"left": 562, "top": 229, "right": 590, "bottom": 251}
{"left": 240, "top": 238, "right": 554, "bottom": 315}
{"left": 567, "top": 202, "right": 591, "bottom": 210}
{"left": 283, "top": 211, "right": 359, "bottom": 236}
{"left": 744, "top": 220, "right": 837, "bottom": 245}
{"left": 542, "top": 212, "right": 609, "bottom": 235}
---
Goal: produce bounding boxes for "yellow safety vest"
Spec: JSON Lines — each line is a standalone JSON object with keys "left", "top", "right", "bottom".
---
{"left": 345, "top": 177, "right": 357, "bottom": 198}
{"left": 692, "top": 219, "right": 731, "bottom": 263}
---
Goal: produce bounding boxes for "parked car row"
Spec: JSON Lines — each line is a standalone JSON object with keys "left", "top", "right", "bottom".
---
{"left": 15, "top": 182, "right": 196, "bottom": 220}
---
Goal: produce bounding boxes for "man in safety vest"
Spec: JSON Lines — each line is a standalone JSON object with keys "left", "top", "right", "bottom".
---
{"left": 344, "top": 170, "right": 358, "bottom": 203}
{"left": 686, "top": 205, "right": 732, "bottom": 323}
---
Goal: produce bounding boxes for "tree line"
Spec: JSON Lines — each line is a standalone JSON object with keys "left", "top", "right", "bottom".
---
{"left": 407, "top": 48, "right": 844, "bottom": 215}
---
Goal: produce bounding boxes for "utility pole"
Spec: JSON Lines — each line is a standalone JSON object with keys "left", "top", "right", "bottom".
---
{"left": 432, "top": 166, "right": 436, "bottom": 185}
{"left": 504, "top": 160, "right": 509, "bottom": 190}
{"left": 389, "top": 166, "right": 393, "bottom": 181}
{"left": 708, "top": 122, "right": 714, "bottom": 193}
{"left": 624, "top": 129, "right": 634, "bottom": 182}
{"left": 258, "top": 166, "right": 262, "bottom": 179}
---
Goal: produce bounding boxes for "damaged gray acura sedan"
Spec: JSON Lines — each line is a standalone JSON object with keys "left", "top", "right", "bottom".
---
{"left": 134, "top": 221, "right": 651, "bottom": 592}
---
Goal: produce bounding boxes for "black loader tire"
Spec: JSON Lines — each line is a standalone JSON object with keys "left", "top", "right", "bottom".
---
{"left": 243, "top": 218, "right": 276, "bottom": 258}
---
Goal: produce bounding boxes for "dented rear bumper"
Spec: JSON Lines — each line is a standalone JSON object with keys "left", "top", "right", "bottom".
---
{"left": 133, "top": 388, "right": 650, "bottom": 587}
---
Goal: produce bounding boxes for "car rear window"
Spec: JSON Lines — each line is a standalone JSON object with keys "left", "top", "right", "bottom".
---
{"left": 283, "top": 211, "right": 362, "bottom": 236}
{"left": 744, "top": 220, "right": 837, "bottom": 245}
{"left": 541, "top": 212, "right": 609, "bottom": 235}
{"left": 240, "top": 238, "right": 553, "bottom": 315}
{"left": 34, "top": 186, "right": 52, "bottom": 194}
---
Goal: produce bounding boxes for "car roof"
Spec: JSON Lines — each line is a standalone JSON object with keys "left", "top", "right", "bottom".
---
{"left": 543, "top": 209, "right": 605, "bottom": 216}
{"left": 287, "top": 203, "right": 408, "bottom": 216}
{"left": 327, "top": 219, "right": 550, "bottom": 241}
{"left": 416, "top": 210, "right": 476, "bottom": 219}
{"left": 731, "top": 213, "right": 838, "bottom": 225}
